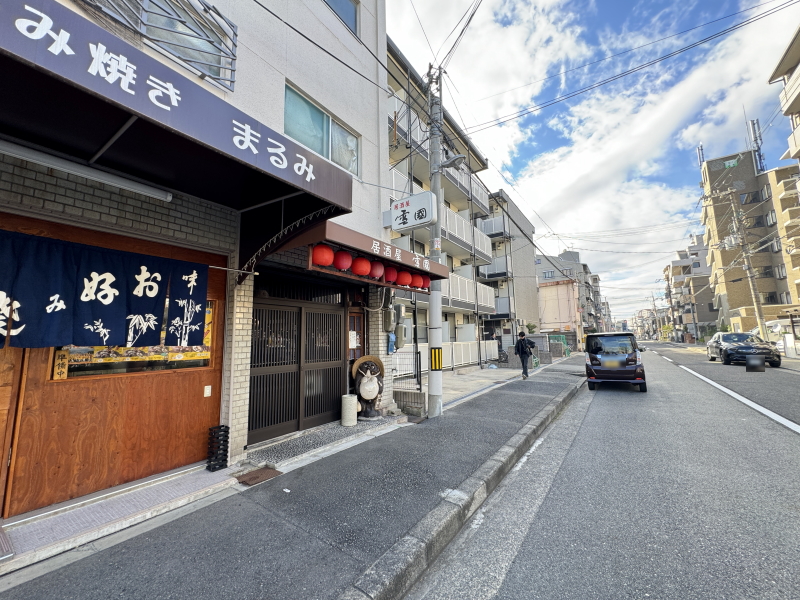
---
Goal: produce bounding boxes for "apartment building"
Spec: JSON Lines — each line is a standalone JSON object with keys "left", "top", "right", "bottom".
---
{"left": 0, "top": 0, "right": 403, "bottom": 518}
{"left": 663, "top": 235, "right": 717, "bottom": 342}
{"left": 537, "top": 250, "right": 605, "bottom": 347}
{"left": 700, "top": 150, "right": 799, "bottom": 332}
{"left": 385, "top": 38, "right": 503, "bottom": 370}
{"left": 769, "top": 27, "right": 800, "bottom": 313}
{"left": 478, "top": 190, "right": 539, "bottom": 351}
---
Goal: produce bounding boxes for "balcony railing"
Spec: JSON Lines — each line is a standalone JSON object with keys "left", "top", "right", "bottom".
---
{"left": 779, "top": 67, "right": 800, "bottom": 116}
{"left": 479, "top": 255, "right": 512, "bottom": 278}
{"left": 442, "top": 207, "right": 492, "bottom": 257}
{"left": 389, "top": 169, "right": 409, "bottom": 198}
{"left": 443, "top": 273, "right": 495, "bottom": 310}
{"left": 495, "top": 296, "right": 514, "bottom": 315}
{"left": 480, "top": 215, "right": 510, "bottom": 237}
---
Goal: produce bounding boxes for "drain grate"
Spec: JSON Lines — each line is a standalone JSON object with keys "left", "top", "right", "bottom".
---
{"left": 237, "top": 467, "right": 282, "bottom": 486}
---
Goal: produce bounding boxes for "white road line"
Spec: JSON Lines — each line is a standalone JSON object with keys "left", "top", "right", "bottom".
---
{"left": 662, "top": 356, "right": 673, "bottom": 362}
{"left": 679, "top": 365, "right": 800, "bottom": 435}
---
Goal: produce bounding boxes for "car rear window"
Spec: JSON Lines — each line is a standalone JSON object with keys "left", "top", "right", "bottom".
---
{"left": 721, "top": 334, "right": 763, "bottom": 343}
{"left": 587, "top": 336, "right": 635, "bottom": 355}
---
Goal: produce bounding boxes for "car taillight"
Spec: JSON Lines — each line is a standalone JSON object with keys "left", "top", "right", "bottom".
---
{"left": 585, "top": 352, "right": 591, "bottom": 365}
{"left": 636, "top": 351, "right": 642, "bottom": 365}
{"left": 585, "top": 353, "right": 601, "bottom": 366}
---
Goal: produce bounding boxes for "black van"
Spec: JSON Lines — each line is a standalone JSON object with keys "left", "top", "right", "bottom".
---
{"left": 585, "top": 332, "right": 647, "bottom": 392}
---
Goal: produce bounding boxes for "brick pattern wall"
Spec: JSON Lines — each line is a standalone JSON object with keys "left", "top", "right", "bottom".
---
{"left": 0, "top": 151, "right": 257, "bottom": 466}
{"left": 223, "top": 275, "right": 253, "bottom": 464}
{"left": 368, "top": 286, "right": 396, "bottom": 413}
{"left": 0, "top": 153, "right": 238, "bottom": 254}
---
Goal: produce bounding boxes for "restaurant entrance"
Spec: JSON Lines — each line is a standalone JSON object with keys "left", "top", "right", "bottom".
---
{"left": 247, "top": 275, "right": 347, "bottom": 445}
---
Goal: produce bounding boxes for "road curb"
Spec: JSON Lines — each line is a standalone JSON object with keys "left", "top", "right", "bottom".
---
{"left": 336, "top": 378, "right": 586, "bottom": 600}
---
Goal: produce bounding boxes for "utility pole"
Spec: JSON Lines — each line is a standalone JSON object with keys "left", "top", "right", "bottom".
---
{"left": 427, "top": 65, "right": 444, "bottom": 418}
{"left": 726, "top": 189, "right": 769, "bottom": 340}
{"left": 650, "top": 293, "right": 661, "bottom": 340}
{"left": 688, "top": 283, "right": 700, "bottom": 344}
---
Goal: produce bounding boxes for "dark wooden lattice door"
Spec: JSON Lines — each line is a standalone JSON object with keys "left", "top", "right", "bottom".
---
{"left": 249, "top": 303, "right": 345, "bottom": 444}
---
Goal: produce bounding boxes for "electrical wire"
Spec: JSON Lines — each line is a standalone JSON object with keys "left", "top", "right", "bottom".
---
{"left": 439, "top": 0, "right": 483, "bottom": 70}
{"left": 474, "top": 0, "right": 788, "bottom": 103}
{"left": 461, "top": 0, "right": 800, "bottom": 135}
{"left": 408, "top": 0, "right": 436, "bottom": 60}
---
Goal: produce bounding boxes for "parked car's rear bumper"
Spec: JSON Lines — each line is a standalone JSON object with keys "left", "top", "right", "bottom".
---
{"left": 586, "top": 365, "right": 646, "bottom": 382}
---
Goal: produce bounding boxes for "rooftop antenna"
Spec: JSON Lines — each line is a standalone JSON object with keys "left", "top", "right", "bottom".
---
{"left": 749, "top": 119, "right": 767, "bottom": 173}
{"left": 696, "top": 143, "right": 705, "bottom": 168}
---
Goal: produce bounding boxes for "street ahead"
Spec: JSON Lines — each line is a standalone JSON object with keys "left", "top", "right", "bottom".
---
{"left": 406, "top": 346, "right": 800, "bottom": 600}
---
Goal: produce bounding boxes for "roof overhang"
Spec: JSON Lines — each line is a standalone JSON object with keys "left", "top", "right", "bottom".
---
{"left": 769, "top": 23, "right": 800, "bottom": 83}
{"left": 0, "top": 0, "right": 353, "bottom": 275}
{"left": 277, "top": 221, "right": 450, "bottom": 292}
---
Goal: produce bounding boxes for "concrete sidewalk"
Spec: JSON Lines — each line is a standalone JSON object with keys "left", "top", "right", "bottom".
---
{"left": 0, "top": 356, "right": 585, "bottom": 600}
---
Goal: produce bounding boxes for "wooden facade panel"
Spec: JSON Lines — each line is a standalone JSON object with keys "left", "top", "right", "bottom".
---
{"left": 0, "top": 347, "right": 23, "bottom": 514}
{"left": 1, "top": 212, "right": 228, "bottom": 517}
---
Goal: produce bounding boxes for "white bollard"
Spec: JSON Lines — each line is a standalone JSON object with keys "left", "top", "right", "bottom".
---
{"left": 341, "top": 394, "right": 358, "bottom": 427}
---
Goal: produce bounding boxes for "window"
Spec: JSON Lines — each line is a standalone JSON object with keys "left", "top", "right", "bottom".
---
{"left": 692, "top": 262, "right": 701, "bottom": 268}
{"left": 766, "top": 210, "right": 777, "bottom": 226}
{"left": 762, "top": 184, "right": 772, "bottom": 201}
{"left": 755, "top": 266, "right": 774, "bottom": 278}
{"left": 563, "top": 268, "right": 573, "bottom": 276}
{"left": 739, "top": 192, "right": 761, "bottom": 204}
{"left": 744, "top": 215, "right": 765, "bottom": 228}
{"left": 324, "top": 0, "right": 357, "bottom": 35}
{"left": 772, "top": 237, "right": 783, "bottom": 253}
{"left": 85, "top": 0, "right": 237, "bottom": 90}
{"left": 58, "top": 301, "right": 214, "bottom": 377}
{"left": 535, "top": 258, "right": 542, "bottom": 264}
{"left": 777, "top": 263, "right": 788, "bottom": 279}
{"left": 779, "top": 291, "right": 793, "bottom": 304}
{"left": 543, "top": 270, "right": 555, "bottom": 279}
{"left": 284, "top": 86, "right": 359, "bottom": 175}
{"left": 759, "top": 292, "right": 778, "bottom": 304}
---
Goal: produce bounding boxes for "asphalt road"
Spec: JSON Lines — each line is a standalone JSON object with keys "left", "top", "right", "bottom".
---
{"left": 405, "top": 349, "right": 800, "bottom": 600}
{"left": 647, "top": 342, "right": 800, "bottom": 427}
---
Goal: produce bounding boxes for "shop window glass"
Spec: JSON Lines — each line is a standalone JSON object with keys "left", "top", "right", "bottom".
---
{"left": 54, "top": 301, "right": 215, "bottom": 378}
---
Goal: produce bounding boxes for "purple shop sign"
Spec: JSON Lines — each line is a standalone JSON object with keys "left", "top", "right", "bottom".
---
{"left": 0, "top": 0, "right": 352, "bottom": 210}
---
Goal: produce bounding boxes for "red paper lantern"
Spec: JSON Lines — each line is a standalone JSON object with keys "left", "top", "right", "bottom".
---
{"left": 333, "top": 250, "right": 353, "bottom": 271}
{"left": 421, "top": 275, "right": 431, "bottom": 288}
{"left": 396, "top": 271, "right": 412, "bottom": 286}
{"left": 369, "top": 262, "right": 385, "bottom": 279}
{"left": 384, "top": 266, "right": 398, "bottom": 283}
{"left": 352, "top": 257, "right": 371, "bottom": 276}
{"left": 311, "top": 244, "right": 334, "bottom": 267}
{"left": 410, "top": 274, "right": 424, "bottom": 288}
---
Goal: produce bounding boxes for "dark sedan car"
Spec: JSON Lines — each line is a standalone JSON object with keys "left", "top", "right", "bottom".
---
{"left": 706, "top": 332, "right": 782, "bottom": 367}
{"left": 585, "top": 332, "right": 647, "bottom": 392}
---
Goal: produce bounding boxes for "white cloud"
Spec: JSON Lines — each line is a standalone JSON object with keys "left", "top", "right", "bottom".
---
{"left": 386, "top": 0, "right": 800, "bottom": 321}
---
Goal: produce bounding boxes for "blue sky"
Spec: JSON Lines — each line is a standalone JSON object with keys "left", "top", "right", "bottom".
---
{"left": 387, "top": 0, "right": 800, "bottom": 319}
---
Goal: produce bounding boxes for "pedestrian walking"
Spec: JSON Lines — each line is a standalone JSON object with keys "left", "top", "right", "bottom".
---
{"left": 514, "top": 331, "right": 536, "bottom": 379}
